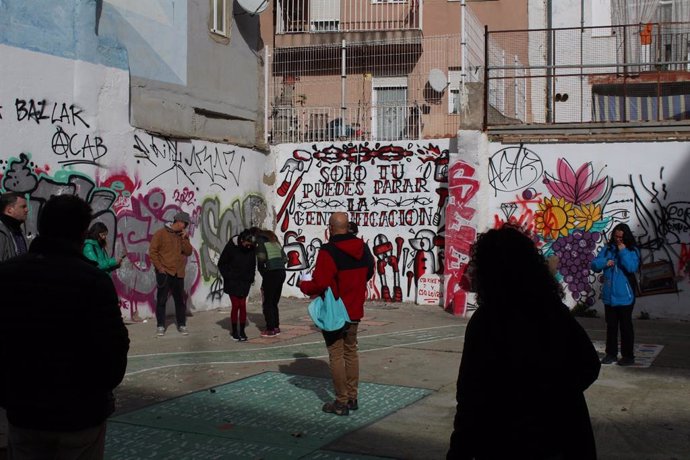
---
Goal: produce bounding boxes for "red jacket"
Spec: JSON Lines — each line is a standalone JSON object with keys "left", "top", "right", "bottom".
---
{"left": 300, "top": 233, "right": 374, "bottom": 321}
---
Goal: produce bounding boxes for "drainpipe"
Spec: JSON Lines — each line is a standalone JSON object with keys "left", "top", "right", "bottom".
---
{"left": 546, "top": 0, "right": 553, "bottom": 123}
{"left": 580, "top": 0, "right": 584, "bottom": 122}
{"left": 461, "top": 0, "right": 467, "bottom": 87}
{"left": 341, "top": 39, "right": 346, "bottom": 138}
{"left": 265, "top": 46, "right": 270, "bottom": 145}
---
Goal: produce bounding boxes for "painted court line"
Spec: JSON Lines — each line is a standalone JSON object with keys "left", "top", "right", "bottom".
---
{"left": 125, "top": 324, "right": 465, "bottom": 376}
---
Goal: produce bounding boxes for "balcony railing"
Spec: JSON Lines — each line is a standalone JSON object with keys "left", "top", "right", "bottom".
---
{"left": 485, "top": 22, "right": 690, "bottom": 127}
{"left": 276, "top": 0, "right": 421, "bottom": 34}
{"left": 269, "top": 104, "right": 424, "bottom": 143}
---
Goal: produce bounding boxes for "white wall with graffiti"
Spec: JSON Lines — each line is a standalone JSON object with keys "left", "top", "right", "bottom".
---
{"left": 486, "top": 141, "right": 690, "bottom": 319}
{"left": 0, "top": 44, "right": 268, "bottom": 320}
{"left": 271, "top": 141, "right": 450, "bottom": 304}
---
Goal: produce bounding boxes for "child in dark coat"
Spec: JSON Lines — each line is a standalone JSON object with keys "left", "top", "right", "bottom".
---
{"left": 217, "top": 230, "right": 256, "bottom": 341}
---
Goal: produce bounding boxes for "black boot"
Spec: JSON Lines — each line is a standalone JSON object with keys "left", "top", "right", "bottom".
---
{"left": 231, "top": 323, "right": 240, "bottom": 341}
{"left": 239, "top": 323, "right": 248, "bottom": 342}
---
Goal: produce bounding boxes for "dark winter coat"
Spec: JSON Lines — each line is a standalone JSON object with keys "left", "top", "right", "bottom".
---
{"left": 299, "top": 233, "right": 375, "bottom": 321}
{"left": 0, "top": 214, "right": 28, "bottom": 262}
{"left": 217, "top": 238, "right": 256, "bottom": 298}
{"left": 0, "top": 236, "right": 129, "bottom": 431}
{"left": 447, "top": 302, "right": 600, "bottom": 460}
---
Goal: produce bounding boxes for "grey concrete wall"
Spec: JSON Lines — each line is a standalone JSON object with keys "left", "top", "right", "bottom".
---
{"left": 126, "top": 0, "right": 267, "bottom": 149}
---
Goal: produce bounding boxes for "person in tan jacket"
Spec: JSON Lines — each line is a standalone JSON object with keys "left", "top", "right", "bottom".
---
{"left": 149, "top": 211, "right": 194, "bottom": 336}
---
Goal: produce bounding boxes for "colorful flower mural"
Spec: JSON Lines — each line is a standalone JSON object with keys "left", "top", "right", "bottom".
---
{"left": 539, "top": 159, "right": 610, "bottom": 305}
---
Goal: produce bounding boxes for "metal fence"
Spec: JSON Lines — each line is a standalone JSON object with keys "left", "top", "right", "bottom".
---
{"left": 275, "top": 0, "right": 421, "bottom": 34}
{"left": 267, "top": 4, "right": 518, "bottom": 144}
{"left": 485, "top": 22, "right": 690, "bottom": 127}
{"left": 268, "top": 34, "right": 463, "bottom": 144}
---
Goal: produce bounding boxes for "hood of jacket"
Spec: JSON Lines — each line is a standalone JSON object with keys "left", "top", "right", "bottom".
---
{"left": 329, "top": 233, "right": 366, "bottom": 260}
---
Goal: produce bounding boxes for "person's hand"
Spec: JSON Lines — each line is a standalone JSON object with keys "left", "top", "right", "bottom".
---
{"left": 180, "top": 229, "right": 188, "bottom": 239}
{"left": 607, "top": 259, "right": 615, "bottom": 267}
{"left": 617, "top": 242, "right": 626, "bottom": 251}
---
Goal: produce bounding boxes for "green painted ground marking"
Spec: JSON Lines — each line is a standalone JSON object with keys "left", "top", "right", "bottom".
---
{"left": 106, "top": 372, "right": 431, "bottom": 460}
{"left": 125, "top": 324, "right": 464, "bottom": 376}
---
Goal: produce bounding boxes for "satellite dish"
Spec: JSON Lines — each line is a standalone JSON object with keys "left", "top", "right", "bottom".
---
{"left": 237, "top": 0, "right": 268, "bottom": 15}
{"left": 428, "top": 68, "right": 448, "bottom": 93}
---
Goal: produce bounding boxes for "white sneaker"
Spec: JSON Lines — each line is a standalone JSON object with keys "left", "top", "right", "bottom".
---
{"left": 156, "top": 327, "right": 165, "bottom": 337}
{"left": 178, "top": 326, "right": 189, "bottom": 336}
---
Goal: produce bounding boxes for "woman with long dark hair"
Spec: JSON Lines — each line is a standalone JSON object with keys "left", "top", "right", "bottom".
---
{"left": 591, "top": 223, "right": 640, "bottom": 366}
{"left": 217, "top": 229, "right": 256, "bottom": 341}
{"left": 82, "top": 222, "right": 125, "bottom": 273}
{"left": 447, "top": 224, "right": 600, "bottom": 459}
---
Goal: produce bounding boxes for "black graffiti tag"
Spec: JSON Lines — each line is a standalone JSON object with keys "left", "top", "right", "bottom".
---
{"left": 15, "top": 98, "right": 89, "bottom": 128}
{"left": 51, "top": 126, "right": 108, "bottom": 166}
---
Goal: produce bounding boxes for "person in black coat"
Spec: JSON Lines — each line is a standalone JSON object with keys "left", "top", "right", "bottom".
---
{"left": 217, "top": 229, "right": 257, "bottom": 341}
{"left": 0, "top": 195, "right": 129, "bottom": 459}
{"left": 447, "top": 224, "right": 601, "bottom": 460}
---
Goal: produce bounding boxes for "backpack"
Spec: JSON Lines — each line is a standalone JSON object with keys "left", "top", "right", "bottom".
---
{"left": 257, "top": 240, "right": 287, "bottom": 272}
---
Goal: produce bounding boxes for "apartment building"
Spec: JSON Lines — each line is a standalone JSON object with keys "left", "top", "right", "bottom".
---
{"left": 260, "top": 0, "right": 528, "bottom": 143}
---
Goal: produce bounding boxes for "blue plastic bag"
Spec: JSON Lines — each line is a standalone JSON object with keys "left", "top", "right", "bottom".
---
{"left": 307, "top": 287, "right": 351, "bottom": 331}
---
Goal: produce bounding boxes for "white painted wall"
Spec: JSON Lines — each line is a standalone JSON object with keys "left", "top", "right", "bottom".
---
{"left": 528, "top": 0, "right": 618, "bottom": 123}
{"left": 485, "top": 140, "right": 690, "bottom": 319}
{"left": 0, "top": 44, "right": 268, "bottom": 320}
{"left": 270, "top": 140, "right": 450, "bottom": 306}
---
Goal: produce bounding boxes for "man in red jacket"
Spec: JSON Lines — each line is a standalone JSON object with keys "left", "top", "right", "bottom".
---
{"left": 299, "top": 212, "right": 374, "bottom": 416}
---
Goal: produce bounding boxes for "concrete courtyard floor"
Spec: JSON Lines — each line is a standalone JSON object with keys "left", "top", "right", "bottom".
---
{"left": 109, "top": 297, "right": 690, "bottom": 460}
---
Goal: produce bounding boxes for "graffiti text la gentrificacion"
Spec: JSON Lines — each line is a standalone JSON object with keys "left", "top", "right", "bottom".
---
{"left": 303, "top": 165, "right": 430, "bottom": 198}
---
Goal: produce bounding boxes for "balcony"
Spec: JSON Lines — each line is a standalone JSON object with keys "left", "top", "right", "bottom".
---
{"left": 276, "top": 0, "right": 422, "bottom": 36}
{"left": 485, "top": 21, "right": 690, "bottom": 134}
{"left": 269, "top": 104, "right": 425, "bottom": 144}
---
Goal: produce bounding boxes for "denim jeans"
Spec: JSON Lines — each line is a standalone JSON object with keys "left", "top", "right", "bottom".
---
{"left": 605, "top": 304, "right": 635, "bottom": 358}
{"left": 155, "top": 272, "right": 186, "bottom": 328}
{"left": 323, "top": 322, "right": 359, "bottom": 405}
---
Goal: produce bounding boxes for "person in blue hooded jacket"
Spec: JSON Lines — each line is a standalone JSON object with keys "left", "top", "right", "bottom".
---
{"left": 591, "top": 223, "right": 640, "bottom": 366}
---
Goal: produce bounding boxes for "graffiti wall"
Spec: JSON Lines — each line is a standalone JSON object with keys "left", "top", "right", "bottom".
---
{"left": 0, "top": 44, "right": 267, "bottom": 320}
{"left": 271, "top": 141, "right": 450, "bottom": 303}
{"left": 487, "top": 141, "right": 690, "bottom": 318}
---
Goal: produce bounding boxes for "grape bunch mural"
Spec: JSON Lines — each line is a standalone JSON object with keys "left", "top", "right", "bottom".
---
{"left": 535, "top": 159, "right": 610, "bottom": 306}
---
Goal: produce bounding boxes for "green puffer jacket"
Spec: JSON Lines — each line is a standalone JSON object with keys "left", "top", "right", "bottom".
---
{"left": 82, "top": 239, "right": 119, "bottom": 272}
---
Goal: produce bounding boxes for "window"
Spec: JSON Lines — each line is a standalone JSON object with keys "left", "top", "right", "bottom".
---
{"left": 311, "top": 20, "right": 340, "bottom": 32}
{"left": 448, "top": 69, "right": 462, "bottom": 114}
{"left": 212, "top": 0, "right": 227, "bottom": 36}
{"left": 372, "top": 77, "right": 408, "bottom": 140}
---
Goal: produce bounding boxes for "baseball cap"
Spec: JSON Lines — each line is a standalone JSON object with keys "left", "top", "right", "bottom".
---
{"left": 173, "top": 211, "right": 191, "bottom": 224}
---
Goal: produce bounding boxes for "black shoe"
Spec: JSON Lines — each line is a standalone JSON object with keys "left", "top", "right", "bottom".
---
{"left": 322, "top": 401, "right": 349, "bottom": 416}
{"left": 617, "top": 357, "right": 635, "bottom": 366}
{"left": 231, "top": 323, "right": 240, "bottom": 341}
{"left": 601, "top": 354, "right": 617, "bottom": 364}
{"left": 347, "top": 399, "right": 358, "bottom": 411}
{"left": 239, "top": 323, "right": 248, "bottom": 341}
